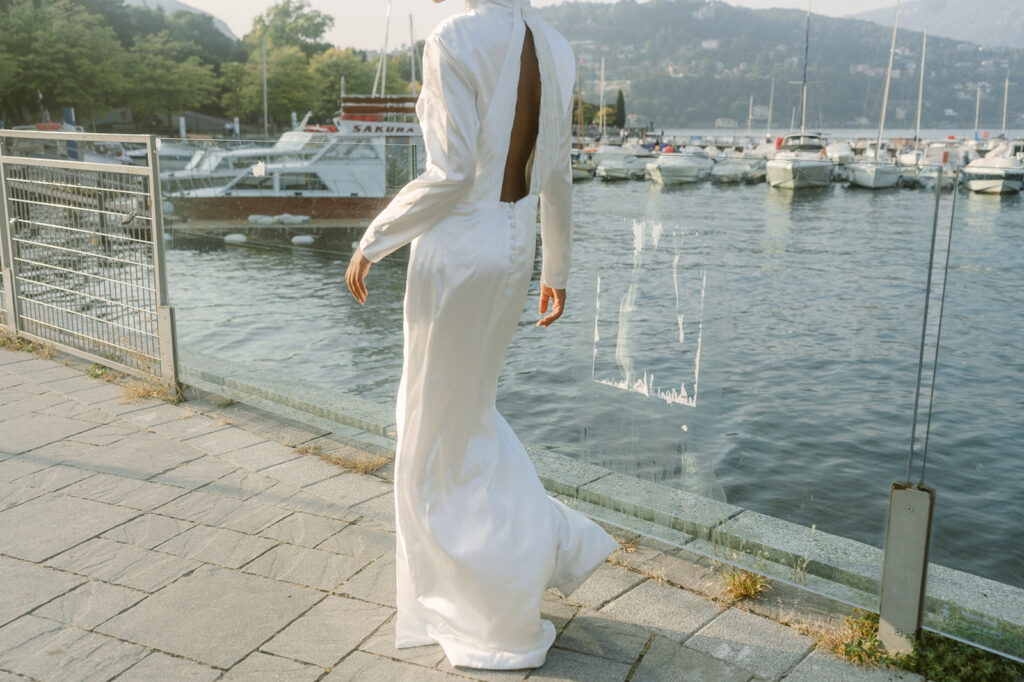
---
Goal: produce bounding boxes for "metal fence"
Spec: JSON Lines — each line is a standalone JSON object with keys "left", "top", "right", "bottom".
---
{"left": 0, "top": 131, "right": 177, "bottom": 385}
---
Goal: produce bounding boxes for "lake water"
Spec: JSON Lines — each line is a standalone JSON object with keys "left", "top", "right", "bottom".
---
{"left": 166, "top": 177, "right": 1023, "bottom": 589}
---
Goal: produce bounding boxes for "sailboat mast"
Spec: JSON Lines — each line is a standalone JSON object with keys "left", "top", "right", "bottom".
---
{"left": 747, "top": 95, "right": 754, "bottom": 138}
{"left": 874, "top": 0, "right": 899, "bottom": 162}
{"left": 800, "top": 2, "right": 810, "bottom": 136}
{"left": 372, "top": 0, "right": 392, "bottom": 97}
{"left": 576, "top": 58, "right": 584, "bottom": 150}
{"left": 914, "top": 29, "right": 926, "bottom": 145}
{"left": 974, "top": 86, "right": 981, "bottom": 132}
{"left": 409, "top": 15, "right": 418, "bottom": 97}
{"left": 766, "top": 76, "right": 774, "bottom": 140}
{"left": 1002, "top": 71, "right": 1010, "bottom": 137}
{"left": 599, "top": 57, "right": 606, "bottom": 139}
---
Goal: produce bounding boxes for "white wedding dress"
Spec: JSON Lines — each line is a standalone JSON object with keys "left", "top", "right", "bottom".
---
{"left": 358, "top": 0, "right": 619, "bottom": 669}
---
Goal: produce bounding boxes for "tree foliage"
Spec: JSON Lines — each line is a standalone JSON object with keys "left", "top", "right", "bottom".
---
{"left": 0, "top": 0, "right": 415, "bottom": 132}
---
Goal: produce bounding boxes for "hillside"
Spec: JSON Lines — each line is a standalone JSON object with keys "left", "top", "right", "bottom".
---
{"left": 537, "top": 0, "right": 1023, "bottom": 129}
{"left": 125, "top": 0, "right": 238, "bottom": 41}
{"left": 853, "top": 0, "right": 1024, "bottom": 50}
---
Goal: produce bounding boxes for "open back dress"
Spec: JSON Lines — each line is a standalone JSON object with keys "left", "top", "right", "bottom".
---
{"left": 357, "top": 0, "right": 619, "bottom": 669}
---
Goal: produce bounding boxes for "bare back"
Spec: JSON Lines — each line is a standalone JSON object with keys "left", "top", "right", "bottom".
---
{"left": 499, "top": 26, "right": 541, "bottom": 203}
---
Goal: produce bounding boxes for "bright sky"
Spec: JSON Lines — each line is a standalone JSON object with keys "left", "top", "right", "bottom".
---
{"left": 204, "top": 0, "right": 897, "bottom": 50}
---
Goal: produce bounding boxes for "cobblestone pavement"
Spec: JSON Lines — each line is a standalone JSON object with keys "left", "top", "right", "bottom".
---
{"left": 0, "top": 347, "right": 923, "bottom": 681}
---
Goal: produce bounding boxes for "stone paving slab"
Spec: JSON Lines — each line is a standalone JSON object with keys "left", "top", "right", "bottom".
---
{"left": 220, "top": 651, "right": 325, "bottom": 681}
{"left": 262, "top": 456, "right": 343, "bottom": 488}
{"left": 336, "top": 550, "right": 396, "bottom": 607}
{"left": 198, "top": 468, "right": 280, "bottom": 501}
{"left": 8, "top": 462, "right": 96, "bottom": 492}
{"left": 155, "top": 524, "right": 278, "bottom": 568}
{"left": 259, "top": 511, "right": 349, "bottom": 548}
{"left": 68, "top": 420, "right": 140, "bottom": 447}
{"left": 305, "top": 472, "right": 392, "bottom": 507}
{"left": 100, "top": 513, "right": 195, "bottom": 549}
{"left": 154, "top": 489, "right": 291, "bottom": 533}
{"left": 185, "top": 426, "right": 267, "bottom": 456}
{"left": 261, "top": 595, "right": 392, "bottom": 668}
{"left": 527, "top": 646, "right": 633, "bottom": 681}
{"left": 0, "top": 556, "right": 83, "bottom": 627}
{"left": 316, "top": 521, "right": 395, "bottom": 560}
{"left": 37, "top": 398, "right": 116, "bottom": 424}
{"left": 0, "top": 614, "right": 148, "bottom": 681}
{"left": 242, "top": 543, "right": 368, "bottom": 591}
{"left": 566, "top": 563, "right": 644, "bottom": 610}
{"left": 218, "top": 440, "right": 302, "bottom": 472}
{"left": 631, "top": 635, "right": 753, "bottom": 682}
{"left": 33, "top": 579, "right": 147, "bottom": 629}
{"left": 554, "top": 609, "right": 652, "bottom": 664}
{"left": 359, "top": 615, "right": 447, "bottom": 668}
{"left": 46, "top": 537, "right": 201, "bottom": 592}
{"left": 324, "top": 649, "right": 459, "bottom": 681}
{"left": 96, "top": 564, "right": 322, "bottom": 669}
{"left": 684, "top": 607, "right": 815, "bottom": 680}
{"left": 0, "top": 480, "right": 47, "bottom": 511}
{"left": 58, "top": 471, "right": 189, "bottom": 511}
{"left": 0, "top": 492, "right": 138, "bottom": 562}
{"left": 1, "top": 412, "right": 93, "bottom": 453}
{"left": 600, "top": 579, "right": 723, "bottom": 643}
{"left": 151, "top": 455, "right": 240, "bottom": 489}
{"left": 149, "top": 413, "right": 228, "bottom": 441}
{"left": 114, "top": 651, "right": 223, "bottom": 681}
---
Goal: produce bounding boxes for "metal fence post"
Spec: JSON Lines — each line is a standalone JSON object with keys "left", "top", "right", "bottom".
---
{"left": 0, "top": 136, "right": 20, "bottom": 335}
{"left": 147, "top": 135, "right": 179, "bottom": 388}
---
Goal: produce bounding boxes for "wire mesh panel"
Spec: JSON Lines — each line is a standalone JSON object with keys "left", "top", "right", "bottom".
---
{"left": 0, "top": 131, "right": 175, "bottom": 383}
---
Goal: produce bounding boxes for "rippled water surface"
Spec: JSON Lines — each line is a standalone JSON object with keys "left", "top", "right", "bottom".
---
{"left": 167, "top": 179, "right": 1023, "bottom": 588}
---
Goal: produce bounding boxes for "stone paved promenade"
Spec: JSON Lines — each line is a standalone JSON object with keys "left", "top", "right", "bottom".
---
{"left": 0, "top": 347, "right": 923, "bottom": 681}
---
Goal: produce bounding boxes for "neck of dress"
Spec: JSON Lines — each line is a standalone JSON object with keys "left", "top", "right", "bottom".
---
{"left": 465, "top": 0, "right": 528, "bottom": 10}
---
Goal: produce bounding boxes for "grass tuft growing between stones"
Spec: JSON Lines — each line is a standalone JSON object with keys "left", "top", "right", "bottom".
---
{"left": 0, "top": 331, "right": 53, "bottom": 358}
{"left": 122, "top": 377, "right": 182, "bottom": 404}
{"left": 298, "top": 442, "right": 390, "bottom": 475}
{"left": 813, "top": 609, "right": 1024, "bottom": 681}
{"left": 721, "top": 567, "right": 772, "bottom": 602}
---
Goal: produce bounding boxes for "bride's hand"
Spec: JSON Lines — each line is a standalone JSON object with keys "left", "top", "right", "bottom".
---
{"left": 346, "top": 249, "right": 372, "bottom": 304}
{"left": 537, "top": 284, "right": 566, "bottom": 327}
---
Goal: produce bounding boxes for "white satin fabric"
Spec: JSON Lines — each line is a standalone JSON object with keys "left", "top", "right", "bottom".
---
{"left": 357, "top": 0, "right": 619, "bottom": 670}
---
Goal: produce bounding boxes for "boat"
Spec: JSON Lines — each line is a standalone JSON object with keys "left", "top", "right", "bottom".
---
{"left": 765, "top": 6, "right": 833, "bottom": 190}
{"left": 848, "top": 2, "right": 902, "bottom": 190}
{"left": 165, "top": 136, "right": 391, "bottom": 221}
{"left": 593, "top": 142, "right": 651, "bottom": 181}
{"left": 710, "top": 152, "right": 766, "bottom": 184}
{"left": 961, "top": 141, "right": 1024, "bottom": 194}
{"left": 766, "top": 134, "right": 833, "bottom": 188}
{"left": 571, "top": 149, "right": 596, "bottom": 181}
{"left": 647, "top": 148, "right": 714, "bottom": 185}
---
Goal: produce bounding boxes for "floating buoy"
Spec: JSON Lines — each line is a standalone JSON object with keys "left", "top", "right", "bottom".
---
{"left": 224, "top": 233, "right": 247, "bottom": 245}
{"left": 291, "top": 234, "right": 315, "bottom": 246}
{"left": 162, "top": 201, "right": 175, "bottom": 215}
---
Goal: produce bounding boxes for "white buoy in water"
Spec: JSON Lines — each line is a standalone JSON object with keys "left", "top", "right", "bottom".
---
{"left": 162, "top": 201, "right": 175, "bottom": 215}
{"left": 291, "top": 234, "right": 315, "bottom": 246}
{"left": 224, "top": 233, "right": 247, "bottom": 245}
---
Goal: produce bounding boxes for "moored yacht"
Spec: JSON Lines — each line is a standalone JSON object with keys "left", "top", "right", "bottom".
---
{"left": 647, "top": 147, "right": 714, "bottom": 185}
{"left": 766, "top": 134, "right": 833, "bottom": 189}
{"left": 962, "top": 141, "right": 1024, "bottom": 194}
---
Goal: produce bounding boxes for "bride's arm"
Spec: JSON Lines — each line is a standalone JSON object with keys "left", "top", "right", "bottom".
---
{"left": 538, "top": 97, "right": 573, "bottom": 292}
{"left": 536, "top": 90, "right": 574, "bottom": 327}
{"left": 357, "top": 33, "right": 480, "bottom": 264}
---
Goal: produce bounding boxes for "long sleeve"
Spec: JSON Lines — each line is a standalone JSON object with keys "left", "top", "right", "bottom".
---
{"left": 538, "top": 95, "right": 574, "bottom": 289}
{"left": 358, "top": 33, "right": 480, "bottom": 262}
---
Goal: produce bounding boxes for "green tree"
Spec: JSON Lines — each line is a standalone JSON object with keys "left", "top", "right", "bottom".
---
{"left": 309, "top": 48, "right": 377, "bottom": 119}
{"left": 246, "top": 0, "right": 334, "bottom": 58}
{"left": 221, "top": 45, "right": 316, "bottom": 126}
{"left": 614, "top": 89, "right": 626, "bottom": 127}
{"left": 129, "top": 31, "right": 218, "bottom": 132}
{"left": 2, "top": 0, "right": 129, "bottom": 123}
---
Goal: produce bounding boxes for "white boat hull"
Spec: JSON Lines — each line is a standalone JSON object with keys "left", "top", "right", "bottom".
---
{"left": 848, "top": 162, "right": 901, "bottom": 189}
{"left": 962, "top": 168, "right": 1024, "bottom": 194}
{"left": 647, "top": 158, "right": 713, "bottom": 185}
{"left": 766, "top": 158, "right": 833, "bottom": 188}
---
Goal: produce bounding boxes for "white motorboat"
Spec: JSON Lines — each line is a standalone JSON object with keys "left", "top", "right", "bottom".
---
{"left": 592, "top": 142, "right": 651, "bottom": 181}
{"left": 710, "top": 153, "right": 766, "bottom": 184}
{"left": 915, "top": 140, "right": 974, "bottom": 191}
{"left": 962, "top": 141, "right": 1024, "bottom": 193}
{"left": 848, "top": 160, "right": 902, "bottom": 189}
{"left": 647, "top": 148, "right": 714, "bottom": 185}
{"left": 766, "top": 134, "right": 833, "bottom": 189}
{"left": 571, "top": 149, "right": 595, "bottom": 181}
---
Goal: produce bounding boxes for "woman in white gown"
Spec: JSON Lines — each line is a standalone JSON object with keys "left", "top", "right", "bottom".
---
{"left": 345, "top": 0, "right": 619, "bottom": 670}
